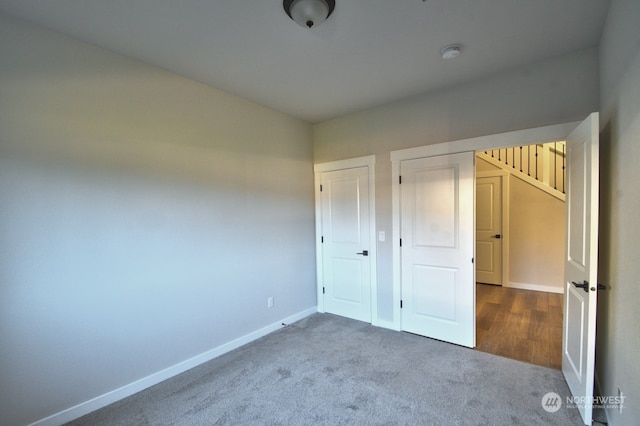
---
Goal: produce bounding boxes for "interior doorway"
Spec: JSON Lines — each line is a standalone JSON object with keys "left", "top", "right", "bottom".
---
{"left": 475, "top": 173, "right": 506, "bottom": 286}
{"left": 391, "top": 115, "right": 600, "bottom": 426}
{"left": 314, "top": 155, "right": 378, "bottom": 325}
{"left": 474, "top": 145, "right": 567, "bottom": 369}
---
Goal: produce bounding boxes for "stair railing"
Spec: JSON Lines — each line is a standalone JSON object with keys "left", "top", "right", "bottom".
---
{"left": 484, "top": 141, "right": 566, "bottom": 194}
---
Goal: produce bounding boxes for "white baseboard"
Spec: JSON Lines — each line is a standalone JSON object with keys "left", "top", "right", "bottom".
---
{"left": 30, "top": 306, "right": 318, "bottom": 426}
{"left": 506, "top": 281, "right": 563, "bottom": 294}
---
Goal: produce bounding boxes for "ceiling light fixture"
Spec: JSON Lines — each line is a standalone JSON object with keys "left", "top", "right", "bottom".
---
{"left": 441, "top": 44, "right": 462, "bottom": 59}
{"left": 283, "top": 0, "right": 335, "bottom": 29}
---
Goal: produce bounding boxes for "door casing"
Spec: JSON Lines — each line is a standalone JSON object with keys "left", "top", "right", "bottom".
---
{"left": 314, "top": 155, "right": 378, "bottom": 325}
{"left": 389, "top": 121, "right": 580, "bottom": 331}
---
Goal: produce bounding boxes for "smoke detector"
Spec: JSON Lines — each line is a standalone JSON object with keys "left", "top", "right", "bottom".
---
{"left": 441, "top": 44, "right": 462, "bottom": 59}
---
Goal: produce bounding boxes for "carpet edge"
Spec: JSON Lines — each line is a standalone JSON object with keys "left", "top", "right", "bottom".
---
{"left": 29, "top": 306, "right": 318, "bottom": 426}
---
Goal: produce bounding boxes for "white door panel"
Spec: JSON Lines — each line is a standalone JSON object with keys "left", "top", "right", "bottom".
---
{"left": 321, "top": 167, "right": 371, "bottom": 322}
{"left": 332, "top": 258, "right": 363, "bottom": 303}
{"left": 565, "top": 284, "right": 586, "bottom": 377}
{"left": 328, "top": 177, "right": 361, "bottom": 243}
{"left": 400, "top": 152, "right": 475, "bottom": 347}
{"left": 411, "top": 265, "right": 458, "bottom": 321}
{"left": 414, "top": 167, "right": 457, "bottom": 248}
{"left": 562, "top": 113, "right": 599, "bottom": 425}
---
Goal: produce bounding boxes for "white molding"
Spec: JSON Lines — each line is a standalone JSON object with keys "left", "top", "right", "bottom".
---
{"left": 314, "top": 170, "right": 325, "bottom": 313}
{"left": 390, "top": 122, "right": 579, "bottom": 337}
{"left": 313, "top": 155, "right": 375, "bottom": 173}
{"left": 30, "top": 307, "right": 317, "bottom": 426}
{"left": 502, "top": 174, "right": 510, "bottom": 290}
{"left": 506, "top": 281, "right": 563, "bottom": 294}
{"left": 367, "top": 158, "right": 378, "bottom": 325}
{"left": 313, "top": 155, "right": 378, "bottom": 325}
{"left": 390, "top": 158, "right": 402, "bottom": 330}
{"left": 390, "top": 122, "right": 579, "bottom": 162}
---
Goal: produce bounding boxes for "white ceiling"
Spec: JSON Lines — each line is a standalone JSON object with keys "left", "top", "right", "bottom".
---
{"left": 0, "top": 0, "right": 610, "bottom": 123}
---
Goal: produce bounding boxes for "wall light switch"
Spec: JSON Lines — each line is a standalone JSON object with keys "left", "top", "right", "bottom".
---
{"left": 378, "top": 231, "right": 385, "bottom": 242}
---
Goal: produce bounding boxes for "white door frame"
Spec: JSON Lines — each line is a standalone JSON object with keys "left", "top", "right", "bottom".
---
{"left": 476, "top": 169, "right": 510, "bottom": 287}
{"left": 389, "top": 121, "right": 579, "bottom": 331}
{"left": 314, "top": 155, "right": 378, "bottom": 325}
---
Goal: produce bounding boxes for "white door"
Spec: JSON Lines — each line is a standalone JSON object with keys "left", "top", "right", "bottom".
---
{"left": 562, "top": 113, "right": 599, "bottom": 425}
{"left": 320, "top": 167, "right": 372, "bottom": 323}
{"left": 476, "top": 175, "right": 502, "bottom": 285}
{"left": 400, "top": 152, "right": 475, "bottom": 347}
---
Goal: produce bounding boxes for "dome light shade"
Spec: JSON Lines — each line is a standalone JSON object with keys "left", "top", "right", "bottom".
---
{"left": 284, "top": 0, "right": 335, "bottom": 29}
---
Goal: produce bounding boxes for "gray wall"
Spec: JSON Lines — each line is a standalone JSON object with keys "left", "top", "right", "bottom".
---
{"left": 597, "top": 0, "right": 640, "bottom": 423}
{"left": 0, "top": 14, "right": 315, "bottom": 426}
{"left": 314, "top": 48, "right": 599, "bottom": 322}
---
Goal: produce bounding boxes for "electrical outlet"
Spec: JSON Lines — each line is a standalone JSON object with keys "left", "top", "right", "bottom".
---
{"left": 267, "top": 297, "right": 274, "bottom": 308}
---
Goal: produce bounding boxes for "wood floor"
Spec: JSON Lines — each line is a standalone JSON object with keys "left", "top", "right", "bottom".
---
{"left": 475, "top": 283, "right": 563, "bottom": 369}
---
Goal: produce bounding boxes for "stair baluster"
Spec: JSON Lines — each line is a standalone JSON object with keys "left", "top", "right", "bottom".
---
{"left": 478, "top": 141, "right": 565, "bottom": 198}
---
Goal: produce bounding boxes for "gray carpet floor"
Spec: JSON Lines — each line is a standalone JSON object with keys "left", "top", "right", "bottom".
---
{"left": 68, "top": 313, "right": 585, "bottom": 425}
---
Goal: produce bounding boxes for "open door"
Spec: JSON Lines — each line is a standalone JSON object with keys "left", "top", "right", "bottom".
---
{"left": 562, "top": 113, "right": 599, "bottom": 425}
{"left": 400, "top": 151, "right": 475, "bottom": 347}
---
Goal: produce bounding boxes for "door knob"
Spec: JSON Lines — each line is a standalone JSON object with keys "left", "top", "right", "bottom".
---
{"left": 572, "top": 280, "right": 589, "bottom": 293}
{"left": 356, "top": 250, "right": 368, "bottom": 256}
{"left": 492, "top": 234, "right": 502, "bottom": 239}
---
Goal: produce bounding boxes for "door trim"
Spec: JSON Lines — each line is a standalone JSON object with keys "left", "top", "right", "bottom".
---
{"left": 389, "top": 121, "right": 580, "bottom": 331}
{"left": 476, "top": 169, "right": 509, "bottom": 287}
{"left": 314, "top": 155, "right": 378, "bottom": 325}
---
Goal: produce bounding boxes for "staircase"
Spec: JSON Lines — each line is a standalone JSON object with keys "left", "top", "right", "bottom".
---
{"left": 477, "top": 141, "right": 566, "bottom": 201}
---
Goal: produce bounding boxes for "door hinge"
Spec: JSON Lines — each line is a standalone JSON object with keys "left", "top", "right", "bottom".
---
{"left": 323, "top": 287, "right": 325, "bottom": 294}
{"left": 321, "top": 236, "right": 324, "bottom": 243}
{"left": 399, "top": 175, "right": 402, "bottom": 184}
{"left": 400, "top": 300, "right": 403, "bottom": 309}
{"left": 472, "top": 257, "right": 474, "bottom": 264}
{"left": 320, "top": 184, "right": 323, "bottom": 192}
{"left": 400, "top": 238, "right": 402, "bottom": 247}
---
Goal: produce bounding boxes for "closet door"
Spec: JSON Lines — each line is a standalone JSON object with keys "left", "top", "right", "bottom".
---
{"left": 400, "top": 152, "right": 475, "bottom": 347}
